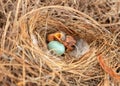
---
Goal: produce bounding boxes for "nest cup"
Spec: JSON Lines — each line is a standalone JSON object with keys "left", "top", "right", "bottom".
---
{"left": 20, "top": 6, "right": 110, "bottom": 56}
{"left": 18, "top": 6, "right": 114, "bottom": 85}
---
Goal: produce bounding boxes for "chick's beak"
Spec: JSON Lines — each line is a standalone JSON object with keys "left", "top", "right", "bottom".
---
{"left": 54, "top": 32, "right": 65, "bottom": 42}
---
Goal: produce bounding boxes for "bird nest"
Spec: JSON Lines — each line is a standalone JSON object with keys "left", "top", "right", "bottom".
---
{"left": 0, "top": 6, "right": 119, "bottom": 85}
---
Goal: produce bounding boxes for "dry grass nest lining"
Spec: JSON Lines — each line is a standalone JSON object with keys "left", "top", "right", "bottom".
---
{"left": 19, "top": 6, "right": 112, "bottom": 59}
{"left": 2, "top": 6, "right": 119, "bottom": 85}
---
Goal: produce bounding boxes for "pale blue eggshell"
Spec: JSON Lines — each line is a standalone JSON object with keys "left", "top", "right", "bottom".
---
{"left": 48, "top": 41, "right": 65, "bottom": 56}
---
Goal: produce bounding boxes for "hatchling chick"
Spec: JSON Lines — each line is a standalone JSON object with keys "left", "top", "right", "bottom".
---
{"left": 69, "top": 39, "right": 90, "bottom": 58}
{"left": 47, "top": 31, "right": 66, "bottom": 42}
{"left": 47, "top": 31, "right": 76, "bottom": 51}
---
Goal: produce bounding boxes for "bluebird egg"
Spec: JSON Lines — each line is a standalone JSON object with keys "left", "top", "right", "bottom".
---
{"left": 48, "top": 41, "right": 65, "bottom": 56}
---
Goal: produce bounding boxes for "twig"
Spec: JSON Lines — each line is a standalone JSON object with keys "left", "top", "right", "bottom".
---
{"left": 97, "top": 55, "right": 120, "bottom": 82}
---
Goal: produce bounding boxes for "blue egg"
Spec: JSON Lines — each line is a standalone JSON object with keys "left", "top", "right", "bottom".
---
{"left": 48, "top": 41, "right": 65, "bottom": 56}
